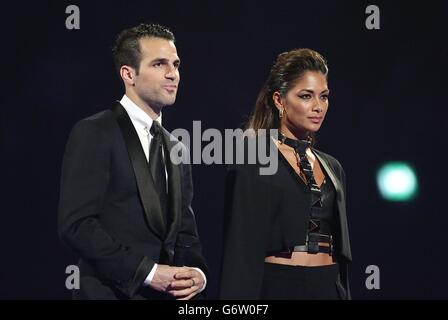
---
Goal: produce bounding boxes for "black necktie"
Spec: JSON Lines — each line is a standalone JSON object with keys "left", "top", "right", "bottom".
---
{"left": 149, "top": 121, "right": 168, "bottom": 230}
{"left": 279, "top": 133, "right": 322, "bottom": 232}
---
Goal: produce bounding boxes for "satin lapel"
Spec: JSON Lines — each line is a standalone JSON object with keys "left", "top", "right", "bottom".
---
{"left": 161, "top": 128, "right": 182, "bottom": 243}
{"left": 111, "top": 103, "right": 165, "bottom": 240}
{"left": 313, "top": 150, "right": 352, "bottom": 261}
{"left": 314, "top": 151, "right": 343, "bottom": 197}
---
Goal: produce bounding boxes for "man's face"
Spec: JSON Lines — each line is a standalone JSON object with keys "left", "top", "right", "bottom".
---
{"left": 133, "top": 37, "right": 180, "bottom": 109}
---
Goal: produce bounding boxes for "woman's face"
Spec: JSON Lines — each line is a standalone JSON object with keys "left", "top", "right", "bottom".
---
{"left": 274, "top": 71, "right": 329, "bottom": 138}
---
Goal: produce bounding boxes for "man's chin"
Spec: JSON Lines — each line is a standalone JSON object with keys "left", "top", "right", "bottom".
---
{"left": 163, "top": 97, "right": 177, "bottom": 107}
{"left": 149, "top": 96, "right": 177, "bottom": 109}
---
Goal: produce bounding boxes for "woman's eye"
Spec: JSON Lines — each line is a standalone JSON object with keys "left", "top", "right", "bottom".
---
{"left": 321, "top": 95, "right": 329, "bottom": 100}
{"left": 154, "top": 62, "right": 162, "bottom": 67}
{"left": 299, "top": 94, "right": 311, "bottom": 99}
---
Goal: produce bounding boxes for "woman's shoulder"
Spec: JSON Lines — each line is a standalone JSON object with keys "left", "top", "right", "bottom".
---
{"left": 313, "top": 148, "right": 344, "bottom": 171}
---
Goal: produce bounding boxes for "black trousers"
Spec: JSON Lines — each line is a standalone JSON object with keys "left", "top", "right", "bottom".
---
{"left": 260, "top": 262, "right": 345, "bottom": 300}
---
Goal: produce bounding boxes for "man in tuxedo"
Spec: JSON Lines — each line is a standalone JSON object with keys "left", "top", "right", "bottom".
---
{"left": 58, "top": 23, "right": 208, "bottom": 300}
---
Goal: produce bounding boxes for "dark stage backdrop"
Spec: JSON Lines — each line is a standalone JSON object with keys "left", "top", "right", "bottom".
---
{"left": 2, "top": 0, "right": 447, "bottom": 299}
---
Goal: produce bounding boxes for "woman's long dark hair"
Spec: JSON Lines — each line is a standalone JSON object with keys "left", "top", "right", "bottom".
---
{"left": 246, "top": 48, "right": 329, "bottom": 144}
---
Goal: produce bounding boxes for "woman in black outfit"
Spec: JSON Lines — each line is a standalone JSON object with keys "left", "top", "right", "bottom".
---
{"left": 220, "top": 48, "right": 352, "bottom": 300}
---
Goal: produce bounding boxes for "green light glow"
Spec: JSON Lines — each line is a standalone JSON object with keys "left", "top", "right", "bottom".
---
{"left": 377, "top": 162, "right": 418, "bottom": 201}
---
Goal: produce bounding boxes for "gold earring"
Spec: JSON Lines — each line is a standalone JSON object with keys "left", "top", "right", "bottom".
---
{"left": 279, "top": 108, "right": 284, "bottom": 118}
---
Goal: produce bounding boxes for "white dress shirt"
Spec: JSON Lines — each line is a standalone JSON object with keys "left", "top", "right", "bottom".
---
{"left": 120, "top": 95, "right": 206, "bottom": 293}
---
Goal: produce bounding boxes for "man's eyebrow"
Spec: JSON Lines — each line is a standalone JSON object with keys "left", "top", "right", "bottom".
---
{"left": 149, "top": 58, "right": 181, "bottom": 65}
{"left": 149, "top": 58, "right": 169, "bottom": 63}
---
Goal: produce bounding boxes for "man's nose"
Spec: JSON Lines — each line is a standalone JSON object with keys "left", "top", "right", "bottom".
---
{"left": 165, "top": 65, "right": 178, "bottom": 80}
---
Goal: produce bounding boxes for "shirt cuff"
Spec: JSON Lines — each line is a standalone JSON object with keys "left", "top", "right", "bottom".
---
{"left": 192, "top": 267, "right": 207, "bottom": 293}
{"left": 143, "top": 263, "right": 158, "bottom": 286}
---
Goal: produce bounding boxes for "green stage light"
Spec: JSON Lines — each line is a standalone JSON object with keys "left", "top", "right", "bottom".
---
{"left": 377, "top": 162, "right": 418, "bottom": 201}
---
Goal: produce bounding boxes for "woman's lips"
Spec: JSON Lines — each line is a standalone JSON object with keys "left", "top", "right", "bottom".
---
{"left": 309, "top": 117, "right": 323, "bottom": 124}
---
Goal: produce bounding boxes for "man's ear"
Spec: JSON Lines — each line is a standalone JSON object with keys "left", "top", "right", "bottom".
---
{"left": 120, "top": 65, "right": 136, "bottom": 86}
{"left": 272, "top": 91, "right": 284, "bottom": 111}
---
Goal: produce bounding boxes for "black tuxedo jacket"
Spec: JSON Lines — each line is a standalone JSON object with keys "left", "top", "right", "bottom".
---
{"left": 219, "top": 137, "right": 352, "bottom": 299}
{"left": 58, "top": 103, "right": 207, "bottom": 299}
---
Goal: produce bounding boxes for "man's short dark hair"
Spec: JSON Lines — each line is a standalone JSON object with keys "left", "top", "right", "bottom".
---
{"left": 112, "top": 23, "right": 175, "bottom": 75}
